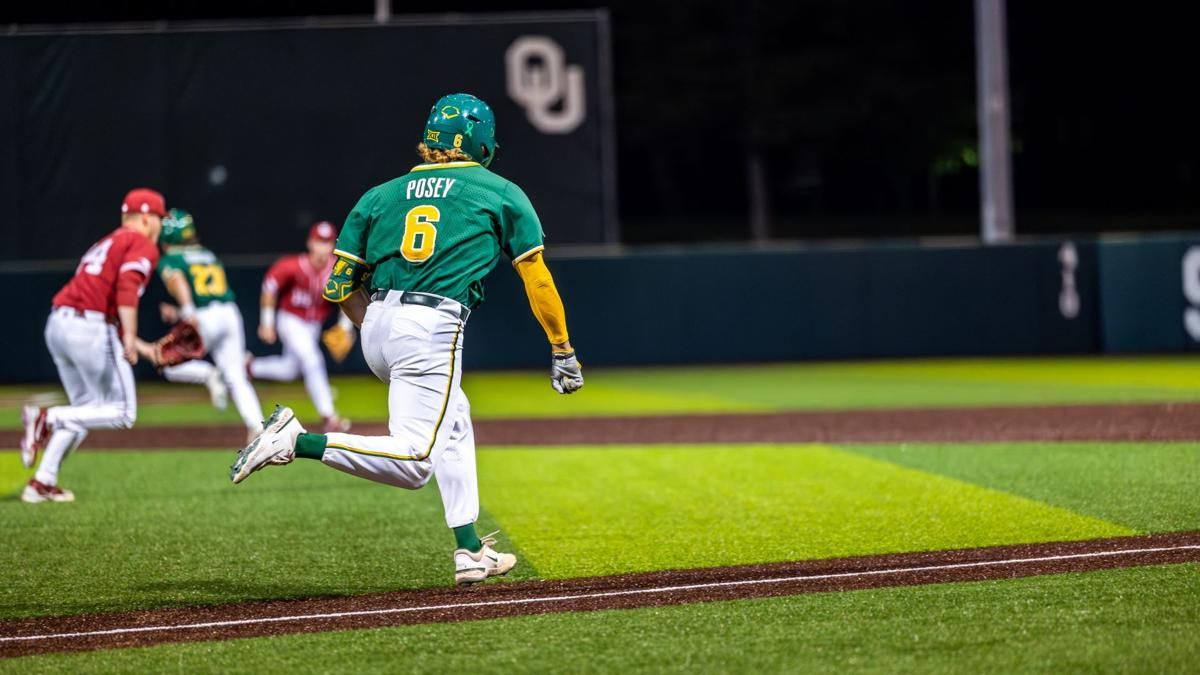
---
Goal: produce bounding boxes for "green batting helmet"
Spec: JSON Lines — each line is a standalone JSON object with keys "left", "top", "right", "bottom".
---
{"left": 161, "top": 208, "right": 196, "bottom": 245}
{"left": 422, "top": 93, "right": 499, "bottom": 167}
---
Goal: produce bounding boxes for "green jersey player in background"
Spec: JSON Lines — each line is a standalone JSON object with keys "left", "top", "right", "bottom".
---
{"left": 230, "top": 93, "right": 584, "bottom": 585}
{"left": 149, "top": 209, "right": 265, "bottom": 442}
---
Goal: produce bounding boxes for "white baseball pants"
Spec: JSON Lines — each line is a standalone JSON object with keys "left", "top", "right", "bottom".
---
{"left": 318, "top": 294, "right": 479, "bottom": 529}
{"left": 250, "top": 310, "right": 336, "bottom": 418}
{"left": 160, "top": 360, "right": 214, "bottom": 385}
{"left": 37, "top": 308, "right": 138, "bottom": 485}
{"left": 162, "top": 302, "right": 263, "bottom": 431}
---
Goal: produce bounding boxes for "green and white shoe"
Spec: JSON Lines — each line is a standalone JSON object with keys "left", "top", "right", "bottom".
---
{"left": 454, "top": 532, "right": 517, "bottom": 585}
{"left": 230, "top": 405, "right": 304, "bottom": 484}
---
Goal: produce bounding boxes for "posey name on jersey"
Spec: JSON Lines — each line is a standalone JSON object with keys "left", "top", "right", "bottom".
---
{"left": 406, "top": 177, "right": 456, "bottom": 200}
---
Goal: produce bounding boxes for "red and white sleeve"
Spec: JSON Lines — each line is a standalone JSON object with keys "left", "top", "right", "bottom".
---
{"left": 115, "top": 242, "right": 156, "bottom": 308}
{"left": 263, "top": 258, "right": 293, "bottom": 297}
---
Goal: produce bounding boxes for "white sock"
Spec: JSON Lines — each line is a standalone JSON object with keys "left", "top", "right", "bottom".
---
{"left": 34, "top": 430, "right": 77, "bottom": 486}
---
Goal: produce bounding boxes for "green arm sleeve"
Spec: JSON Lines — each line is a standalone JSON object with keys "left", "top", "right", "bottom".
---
{"left": 324, "top": 190, "right": 374, "bottom": 303}
{"left": 323, "top": 256, "right": 369, "bottom": 303}
{"left": 499, "top": 182, "right": 546, "bottom": 265}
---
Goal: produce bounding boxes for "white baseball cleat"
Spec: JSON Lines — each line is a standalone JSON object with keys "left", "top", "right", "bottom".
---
{"left": 230, "top": 405, "right": 303, "bottom": 484}
{"left": 21, "top": 479, "right": 74, "bottom": 503}
{"left": 20, "top": 405, "right": 49, "bottom": 469}
{"left": 454, "top": 532, "right": 517, "bottom": 585}
{"left": 205, "top": 371, "right": 229, "bottom": 411}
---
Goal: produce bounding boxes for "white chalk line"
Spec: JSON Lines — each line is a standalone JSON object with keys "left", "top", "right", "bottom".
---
{"left": 4, "top": 544, "right": 1198, "bottom": 644}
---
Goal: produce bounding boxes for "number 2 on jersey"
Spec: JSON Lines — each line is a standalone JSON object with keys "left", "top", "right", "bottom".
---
{"left": 401, "top": 205, "right": 440, "bottom": 263}
{"left": 189, "top": 264, "right": 229, "bottom": 296}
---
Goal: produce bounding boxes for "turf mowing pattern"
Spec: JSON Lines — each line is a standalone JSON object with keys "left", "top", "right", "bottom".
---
{"left": 478, "top": 444, "right": 1133, "bottom": 577}
{"left": 0, "top": 452, "right": 532, "bottom": 619}
{"left": 847, "top": 442, "right": 1200, "bottom": 532}
{"left": 3, "top": 440, "right": 1193, "bottom": 618}
{"left": 2, "top": 358, "right": 1198, "bottom": 669}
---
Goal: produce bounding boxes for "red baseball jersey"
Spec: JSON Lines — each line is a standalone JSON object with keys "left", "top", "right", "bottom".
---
{"left": 52, "top": 227, "right": 160, "bottom": 320}
{"left": 263, "top": 253, "right": 335, "bottom": 323}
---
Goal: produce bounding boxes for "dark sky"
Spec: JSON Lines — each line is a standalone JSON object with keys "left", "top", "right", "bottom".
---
{"left": 4, "top": 1, "right": 1197, "bottom": 242}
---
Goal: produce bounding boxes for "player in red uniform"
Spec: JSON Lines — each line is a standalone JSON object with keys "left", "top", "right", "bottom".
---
{"left": 19, "top": 188, "right": 166, "bottom": 503}
{"left": 249, "top": 222, "right": 353, "bottom": 432}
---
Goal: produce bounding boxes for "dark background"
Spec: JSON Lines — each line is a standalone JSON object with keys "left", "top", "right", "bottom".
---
{"left": 3, "top": 1, "right": 1198, "bottom": 244}
{"left": 0, "top": 19, "right": 612, "bottom": 260}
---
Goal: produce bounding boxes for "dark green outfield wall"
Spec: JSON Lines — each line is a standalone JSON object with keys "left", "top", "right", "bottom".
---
{"left": 1098, "top": 237, "right": 1200, "bottom": 353}
{"left": 4, "top": 235, "right": 1197, "bottom": 382}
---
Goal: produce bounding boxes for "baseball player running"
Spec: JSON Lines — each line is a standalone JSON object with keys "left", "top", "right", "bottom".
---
{"left": 231, "top": 93, "right": 584, "bottom": 585}
{"left": 249, "top": 222, "right": 354, "bottom": 433}
{"left": 153, "top": 209, "right": 264, "bottom": 441}
{"left": 19, "top": 189, "right": 166, "bottom": 503}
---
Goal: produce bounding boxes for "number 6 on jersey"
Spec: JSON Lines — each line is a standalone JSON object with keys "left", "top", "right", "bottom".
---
{"left": 401, "top": 205, "right": 440, "bottom": 263}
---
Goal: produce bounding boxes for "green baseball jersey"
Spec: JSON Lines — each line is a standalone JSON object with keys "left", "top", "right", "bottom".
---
{"left": 334, "top": 161, "right": 545, "bottom": 308}
{"left": 158, "top": 245, "right": 236, "bottom": 307}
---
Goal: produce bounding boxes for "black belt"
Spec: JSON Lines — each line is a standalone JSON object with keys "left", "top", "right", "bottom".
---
{"left": 370, "top": 290, "right": 470, "bottom": 322}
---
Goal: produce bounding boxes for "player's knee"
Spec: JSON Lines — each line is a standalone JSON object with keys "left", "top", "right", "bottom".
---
{"left": 279, "top": 357, "right": 303, "bottom": 379}
{"left": 116, "top": 407, "right": 136, "bottom": 429}
{"left": 411, "top": 471, "right": 433, "bottom": 489}
{"left": 384, "top": 446, "right": 433, "bottom": 489}
{"left": 299, "top": 353, "right": 325, "bottom": 373}
{"left": 225, "top": 370, "right": 252, "bottom": 388}
{"left": 59, "top": 421, "right": 87, "bottom": 435}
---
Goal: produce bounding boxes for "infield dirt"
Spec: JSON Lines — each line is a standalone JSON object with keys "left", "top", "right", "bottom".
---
{"left": 1, "top": 402, "right": 1197, "bottom": 450}
{"left": 2, "top": 531, "right": 1197, "bottom": 658}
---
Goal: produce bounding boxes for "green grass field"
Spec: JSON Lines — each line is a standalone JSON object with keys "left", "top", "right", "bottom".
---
{"left": 2, "top": 357, "right": 1198, "bottom": 672}
{"left": 7, "top": 564, "right": 1198, "bottom": 674}
{"left": 3, "top": 356, "right": 1200, "bottom": 427}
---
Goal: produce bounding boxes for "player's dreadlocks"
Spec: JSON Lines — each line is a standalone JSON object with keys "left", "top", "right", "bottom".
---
{"left": 417, "top": 142, "right": 474, "bottom": 164}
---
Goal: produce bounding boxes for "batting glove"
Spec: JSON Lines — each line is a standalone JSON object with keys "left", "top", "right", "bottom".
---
{"left": 550, "top": 351, "right": 584, "bottom": 394}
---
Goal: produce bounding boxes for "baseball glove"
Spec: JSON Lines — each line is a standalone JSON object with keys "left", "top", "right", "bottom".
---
{"left": 154, "top": 322, "right": 205, "bottom": 367}
{"left": 321, "top": 325, "right": 356, "bottom": 363}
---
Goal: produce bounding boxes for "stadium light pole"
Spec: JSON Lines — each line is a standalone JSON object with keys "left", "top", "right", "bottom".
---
{"left": 374, "top": 0, "right": 391, "bottom": 24}
{"left": 974, "top": 0, "right": 1015, "bottom": 243}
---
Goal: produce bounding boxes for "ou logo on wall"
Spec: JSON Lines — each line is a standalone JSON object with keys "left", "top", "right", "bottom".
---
{"left": 506, "top": 36, "right": 586, "bottom": 134}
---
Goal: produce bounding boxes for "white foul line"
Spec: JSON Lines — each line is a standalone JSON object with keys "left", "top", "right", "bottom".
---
{"left": 3, "top": 544, "right": 1198, "bottom": 644}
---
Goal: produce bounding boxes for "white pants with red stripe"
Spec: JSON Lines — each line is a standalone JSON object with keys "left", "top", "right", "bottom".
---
{"left": 317, "top": 293, "right": 479, "bottom": 529}
{"left": 162, "top": 302, "right": 263, "bottom": 431}
{"left": 250, "top": 310, "right": 336, "bottom": 419}
{"left": 36, "top": 308, "right": 138, "bottom": 485}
